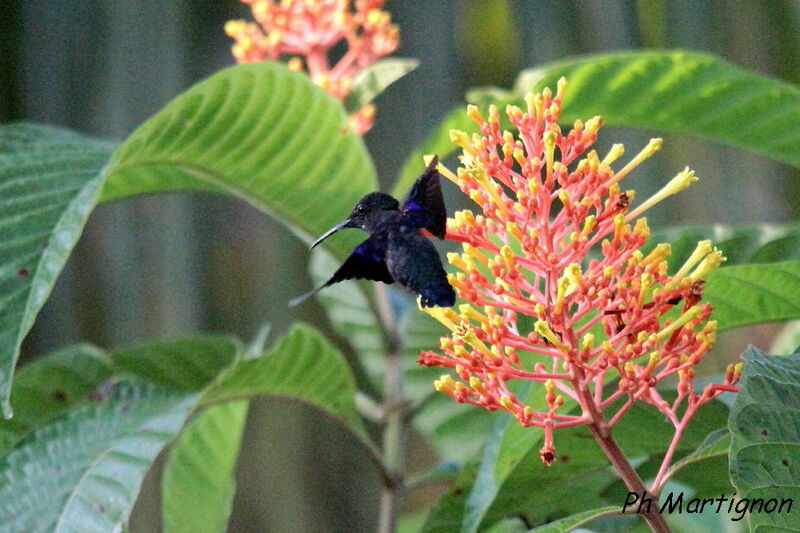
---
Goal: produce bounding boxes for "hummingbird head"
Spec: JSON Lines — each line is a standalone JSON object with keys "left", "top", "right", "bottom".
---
{"left": 310, "top": 192, "right": 399, "bottom": 249}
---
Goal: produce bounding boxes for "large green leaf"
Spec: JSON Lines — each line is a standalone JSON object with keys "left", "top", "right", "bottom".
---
{"left": 102, "top": 62, "right": 376, "bottom": 259}
{"left": 729, "top": 346, "right": 800, "bottom": 532}
{"left": 0, "top": 344, "right": 112, "bottom": 455}
{"left": 706, "top": 262, "right": 800, "bottom": 330}
{"left": 0, "top": 380, "right": 197, "bottom": 532}
{"left": 202, "top": 323, "right": 367, "bottom": 438}
{"left": 0, "top": 123, "right": 114, "bottom": 418}
{"left": 395, "top": 50, "right": 800, "bottom": 195}
{"left": 162, "top": 400, "right": 248, "bottom": 533}
{"left": 515, "top": 51, "right": 800, "bottom": 168}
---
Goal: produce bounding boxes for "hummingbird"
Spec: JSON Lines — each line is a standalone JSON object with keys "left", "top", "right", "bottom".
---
{"left": 289, "top": 156, "right": 456, "bottom": 308}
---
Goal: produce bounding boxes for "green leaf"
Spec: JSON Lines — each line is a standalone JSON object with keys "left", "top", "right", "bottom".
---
{"left": 0, "top": 380, "right": 197, "bottom": 532}
{"left": 515, "top": 50, "right": 800, "bottom": 168}
{"left": 396, "top": 50, "right": 800, "bottom": 196}
{"left": 525, "top": 506, "right": 618, "bottom": 532}
{"left": 202, "top": 323, "right": 367, "bottom": 437}
{"left": 647, "top": 224, "right": 800, "bottom": 270}
{"left": 162, "top": 400, "right": 248, "bottom": 533}
{"left": 102, "top": 62, "right": 377, "bottom": 259}
{"left": 0, "top": 344, "right": 112, "bottom": 455}
{"left": 0, "top": 123, "right": 114, "bottom": 418}
{"left": 729, "top": 346, "right": 800, "bottom": 532}
{"left": 706, "top": 262, "right": 800, "bottom": 330}
{"left": 112, "top": 335, "right": 240, "bottom": 391}
{"left": 344, "top": 58, "right": 420, "bottom": 113}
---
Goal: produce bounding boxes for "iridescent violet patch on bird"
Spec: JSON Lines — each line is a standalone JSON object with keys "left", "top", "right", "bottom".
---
{"left": 418, "top": 78, "right": 740, "bottom": 472}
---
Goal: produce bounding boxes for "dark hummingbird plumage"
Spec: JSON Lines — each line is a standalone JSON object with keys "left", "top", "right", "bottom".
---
{"left": 289, "top": 156, "right": 456, "bottom": 308}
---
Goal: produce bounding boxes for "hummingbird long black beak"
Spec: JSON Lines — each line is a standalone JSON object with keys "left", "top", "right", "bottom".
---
{"left": 310, "top": 219, "right": 351, "bottom": 249}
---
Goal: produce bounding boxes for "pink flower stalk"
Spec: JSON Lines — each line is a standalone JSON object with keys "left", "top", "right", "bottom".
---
{"left": 225, "top": 0, "right": 399, "bottom": 134}
{"left": 418, "top": 78, "right": 740, "bottom": 490}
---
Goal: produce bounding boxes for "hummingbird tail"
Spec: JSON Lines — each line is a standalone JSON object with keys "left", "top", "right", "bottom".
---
{"left": 288, "top": 286, "right": 322, "bottom": 307}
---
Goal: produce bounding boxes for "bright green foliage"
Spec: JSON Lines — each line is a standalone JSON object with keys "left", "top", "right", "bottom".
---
{"left": 396, "top": 50, "right": 800, "bottom": 195}
{"left": 707, "top": 262, "right": 800, "bottom": 330}
{"left": 202, "top": 323, "right": 367, "bottom": 438}
{"left": 163, "top": 401, "right": 248, "bottom": 533}
{"left": 0, "top": 381, "right": 198, "bottom": 533}
{"left": 729, "top": 346, "right": 800, "bottom": 532}
{"left": 102, "top": 62, "right": 376, "bottom": 259}
{"left": 0, "top": 124, "right": 114, "bottom": 418}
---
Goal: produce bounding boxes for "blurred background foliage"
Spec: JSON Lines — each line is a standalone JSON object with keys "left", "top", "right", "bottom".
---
{"left": 2, "top": 1, "right": 799, "bottom": 531}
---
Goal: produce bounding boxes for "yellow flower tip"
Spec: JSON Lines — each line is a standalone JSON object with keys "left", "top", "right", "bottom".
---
{"left": 556, "top": 77, "right": 568, "bottom": 99}
{"left": 602, "top": 143, "right": 625, "bottom": 166}
{"left": 533, "top": 303, "right": 545, "bottom": 317}
{"left": 688, "top": 248, "right": 726, "bottom": 281}
{"left": 733, "top": 362, "right": 744, "bottom": 380}
{"left": 544, "top": 378, "right": 555, "bottom": 393}
{"left": 535, "top": 321, "right": 567, "bottom": 351}
{"left": 667, "top": 167, "right": 699, "bottom": 195}
{"left": 542, "top": 130, "right": 558, "bottom": 147}
{"left": 450, "top": 129, "right": 476, "bottom": 155}
{"left": 500, "top": 395, "right": 515, "bottom": 410}
{"left": 224, "top": 19, "right": 246, "bottom": 36}
{"left": 286, "top": 57, "right": 304, "bottom": 71}
{"left": 434, "top": 374, "right": 457, "bottom": 394}
{"left": 623, "top": 361, "right": 634, "bottom": 374}
{"left": 626, "top": 167, "right": 699, "bottom": 220}
{"left": 585, "top": 116, "right": 603, "bottom": 135}
{"left": 648, "top": 351, "right": 661, "bottom": 367}
{"left": 581, "top": 333, "right": 595, "bottom": 351}
{"left": 469, "top": 376, "right": 484, "bottom": 392}
{"left": 466, "top": 104, "right": 483, "bottom": 124}
{"left": 656, "top": 305, "right": 702, "bottom": 340}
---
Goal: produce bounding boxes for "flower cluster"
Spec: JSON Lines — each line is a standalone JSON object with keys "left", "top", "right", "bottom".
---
{"left": 419, "top": 79, "right": 741, "bottom": 476}
{"left": 225, "top": 0, "right": 398, "bottom": 134}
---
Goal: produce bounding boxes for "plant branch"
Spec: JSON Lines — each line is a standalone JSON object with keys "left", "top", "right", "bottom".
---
{"left": 374, "top": 284, "right": 406, "bottom": 533}
{"left": 573, "top": 367, "right": 673, "bottom": 533}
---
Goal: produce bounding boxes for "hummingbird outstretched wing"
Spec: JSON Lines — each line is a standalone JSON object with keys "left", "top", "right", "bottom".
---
{"left": 402, "top": 156, "right": 447, "bottom": 239}
{"left": 288, "top": 236, "right": 394, "bottom": 307}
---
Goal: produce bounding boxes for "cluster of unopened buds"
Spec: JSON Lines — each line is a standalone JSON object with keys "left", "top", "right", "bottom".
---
{"left": 225, "top": 0, "right": 399, "bottom": 134}
{"left": 418, "top": 78, "right": 741, "bottom": 482}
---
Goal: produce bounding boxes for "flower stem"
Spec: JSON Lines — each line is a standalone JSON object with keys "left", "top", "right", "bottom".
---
{"left": 587, "top": 424, "right": 672, "bottom": 533}
{"left": 573, "top": 367, "right": 672, "bottom": 533}
{"left": 375, "top": 284, "right": 405, "bottom": 533}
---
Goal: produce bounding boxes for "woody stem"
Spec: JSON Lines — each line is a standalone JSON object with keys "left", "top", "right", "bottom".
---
{"left": 573, "top": 368, "right": 673, "bottom": 533}
{"left": 375, "top": 284, "right": 405, "bottom": 533}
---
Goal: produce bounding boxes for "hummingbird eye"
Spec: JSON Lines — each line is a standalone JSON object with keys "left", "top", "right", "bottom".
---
{"left": 355, "top": 204, "right": 367, "bottom": 214}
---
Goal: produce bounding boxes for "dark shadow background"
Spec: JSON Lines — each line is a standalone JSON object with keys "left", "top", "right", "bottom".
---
{"left": 3, "top": 1, "right": 799, "bottom": 531}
